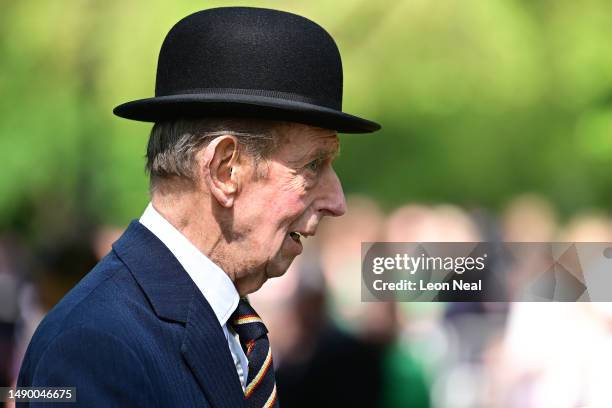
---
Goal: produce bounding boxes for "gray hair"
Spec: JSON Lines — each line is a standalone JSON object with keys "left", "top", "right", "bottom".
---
{"left": 146, "top": 118, "right": 286, "bottom": 190}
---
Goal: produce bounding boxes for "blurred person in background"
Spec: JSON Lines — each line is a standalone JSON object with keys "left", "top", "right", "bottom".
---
{"left": 383, "top": 204, "right": 502, "bottom": 408}
{"left": 16, "top": 7, "right": 380, "bottom": 408}
{"left": 501, "top": 194, "right": 559, "bottom": 244}
{"left": 318, "top": 195, "right": 385, "bottom": 332}
{"left": 478, "top": 195, "right": 561, "bottom": 407}
{"left": 491, "top": 211, "right": 612, "bottom": 408}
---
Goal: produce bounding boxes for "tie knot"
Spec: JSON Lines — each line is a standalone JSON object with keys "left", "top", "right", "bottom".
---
{"left": 229, "top": 298, "right": 268, "bottom": 342}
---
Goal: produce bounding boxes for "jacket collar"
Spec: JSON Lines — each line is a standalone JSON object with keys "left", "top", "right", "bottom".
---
{"left": 138, "top": 203, "right": 240, "bottom": 327}
{"left": 112, "top": 221, "right": 245, "bottom": 408}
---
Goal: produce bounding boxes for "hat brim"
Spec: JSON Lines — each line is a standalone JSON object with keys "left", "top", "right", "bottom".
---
{"left": 113, "top": 93, "right": 381, "bottom": 133}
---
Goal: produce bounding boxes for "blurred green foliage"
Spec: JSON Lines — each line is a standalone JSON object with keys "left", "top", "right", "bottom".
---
{"left": 1, "top": 0, "right": 611, "bottom": 237}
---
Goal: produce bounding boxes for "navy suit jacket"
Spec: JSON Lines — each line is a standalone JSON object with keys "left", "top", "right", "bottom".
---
{"left": 17, "top": 221, "right": 246, "bottom": 407}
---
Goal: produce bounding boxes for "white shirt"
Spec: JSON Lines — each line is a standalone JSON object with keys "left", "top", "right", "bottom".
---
{"left": 139, "top": 203, "right": 248, "bottom": 390}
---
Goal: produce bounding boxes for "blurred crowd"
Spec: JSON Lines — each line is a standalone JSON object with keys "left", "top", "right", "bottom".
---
{"left": 1, "top": 193, "right": 612, "bottom": 408}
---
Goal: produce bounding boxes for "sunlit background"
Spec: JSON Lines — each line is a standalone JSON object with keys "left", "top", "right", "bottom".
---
{"left": 1, "top": 1, "right": 612, "bottom": 407}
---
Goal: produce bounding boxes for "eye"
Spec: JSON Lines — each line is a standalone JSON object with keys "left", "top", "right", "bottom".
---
{"left": 305, "top": 158, "right": 323, "bottom": 173}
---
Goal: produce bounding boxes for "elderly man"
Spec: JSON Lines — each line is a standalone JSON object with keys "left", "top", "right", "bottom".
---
{"left": 17, "top": 7, "right": 379, "bottom": 408}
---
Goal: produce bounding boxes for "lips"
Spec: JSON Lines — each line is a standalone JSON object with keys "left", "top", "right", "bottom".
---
{"left": 285, "top": 231, "right": 304, "bottom": 255}
{"left": 288, "top": 228, "right": 316, "bottom": 244}
{"left": 289, "top": 231, "right": 301, "bottom": 243}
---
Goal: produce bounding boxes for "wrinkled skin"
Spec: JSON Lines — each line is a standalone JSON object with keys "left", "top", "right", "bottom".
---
{"left": 152, "top": 123, "right": 346, "bottom": 296}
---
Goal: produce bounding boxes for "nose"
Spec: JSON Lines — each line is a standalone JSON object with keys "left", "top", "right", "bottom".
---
{"left": 318, "top": 167, "right": 347, "bottom": 217}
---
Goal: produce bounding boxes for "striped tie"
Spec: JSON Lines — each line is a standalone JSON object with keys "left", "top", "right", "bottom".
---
{"left": 230, "top": 298, "right": 279, "bottom": 408}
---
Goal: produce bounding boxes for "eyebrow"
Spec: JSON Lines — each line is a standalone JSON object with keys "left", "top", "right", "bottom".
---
{"left": 310, "top": 145, "right": 340, "bottom": 162}
{"left": 283, "top": 136, "right": 340, "bottom": 167}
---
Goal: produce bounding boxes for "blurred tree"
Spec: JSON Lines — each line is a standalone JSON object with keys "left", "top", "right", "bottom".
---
{"left": 1, "top": 0, "right": 611, "bottom": 238}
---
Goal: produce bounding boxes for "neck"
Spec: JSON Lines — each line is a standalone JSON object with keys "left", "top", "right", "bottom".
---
{"left": 150, "top": 179, "right": 267, "bottom": 296}
{"left": 150, "top": 183, "right": 237, "bottom": 282}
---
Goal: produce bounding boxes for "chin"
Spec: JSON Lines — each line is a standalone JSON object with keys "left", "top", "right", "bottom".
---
{"left": 266, "top": 258, "right": 296, "bottom": 279}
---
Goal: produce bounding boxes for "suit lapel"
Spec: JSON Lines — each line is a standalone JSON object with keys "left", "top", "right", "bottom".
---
{"left": 181, "top": 291, "right": 247, "bottom": 408}
{"left": 113, "top": 221, "right": 245, "bottom": 408}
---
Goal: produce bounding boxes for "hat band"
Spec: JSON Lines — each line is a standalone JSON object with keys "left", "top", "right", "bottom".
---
{"left": 161, "top": 87, "right": 340, "bottom": 110}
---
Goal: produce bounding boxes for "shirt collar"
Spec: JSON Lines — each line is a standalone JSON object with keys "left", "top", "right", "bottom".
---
{"left": 139, "top": 202, "right": 239, "bottom": 327}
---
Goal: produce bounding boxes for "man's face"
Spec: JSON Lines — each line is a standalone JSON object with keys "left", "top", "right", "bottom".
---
{"left": 231, "top": 124, "right": 346, "bottom": 291}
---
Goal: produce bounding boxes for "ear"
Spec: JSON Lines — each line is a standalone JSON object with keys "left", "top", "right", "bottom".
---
{"left": 200, "top": 135, "right": 241, "bottom": 208}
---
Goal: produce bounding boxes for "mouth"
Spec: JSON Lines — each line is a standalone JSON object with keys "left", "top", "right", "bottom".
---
{"left": 288, "top": 230, "right": 314, "bottom": 245}
{"left": 289, "top": 231, "right": 302, "bottom": 244}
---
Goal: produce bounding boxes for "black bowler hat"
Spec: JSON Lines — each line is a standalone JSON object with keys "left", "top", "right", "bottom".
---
{"left": 113, "top": 7, "right": 381, "bottom": 133}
